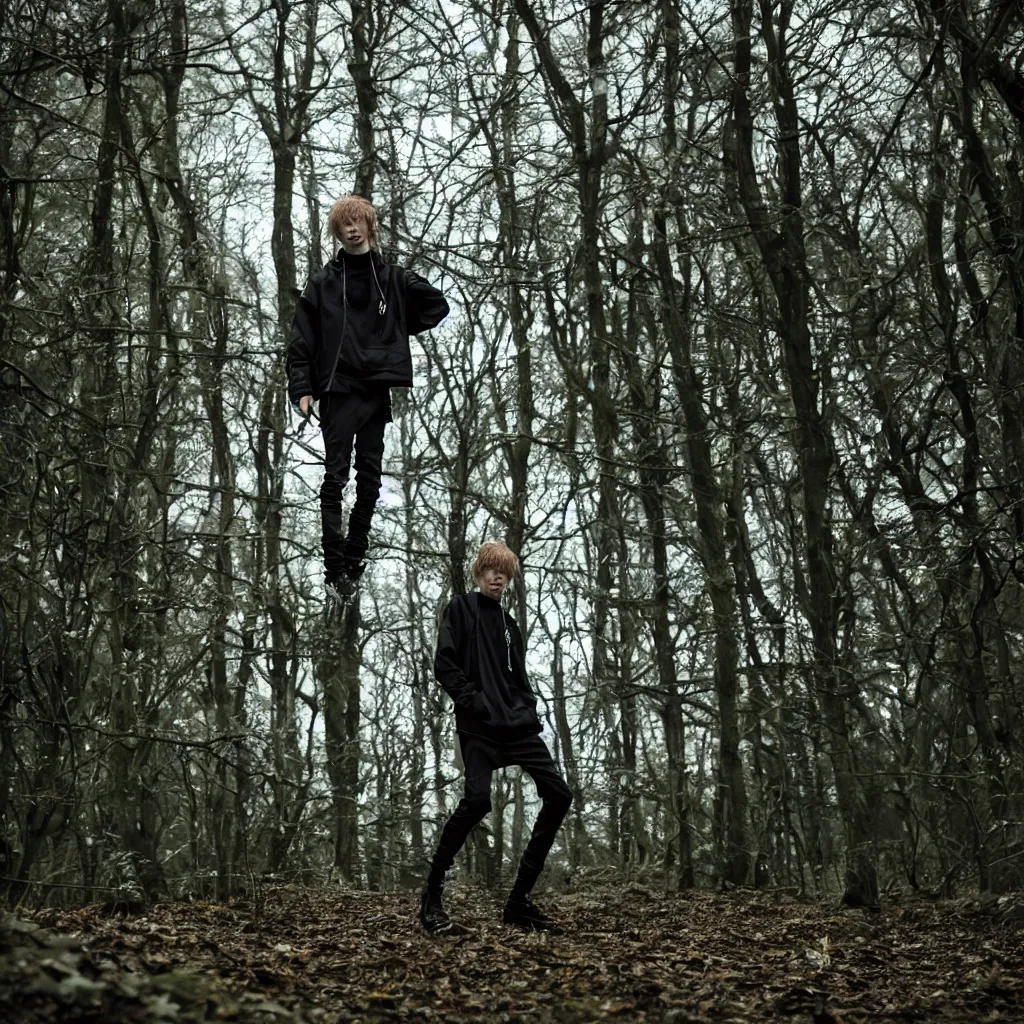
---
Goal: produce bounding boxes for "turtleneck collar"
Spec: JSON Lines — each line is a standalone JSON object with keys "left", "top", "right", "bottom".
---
{"left": 337, "top": 248, "right": 374, "bottom": 267}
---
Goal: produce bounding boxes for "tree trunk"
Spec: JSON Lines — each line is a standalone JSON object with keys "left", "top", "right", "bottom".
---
{"left": 727, "top": 0, "right": 876, "bottom": 906}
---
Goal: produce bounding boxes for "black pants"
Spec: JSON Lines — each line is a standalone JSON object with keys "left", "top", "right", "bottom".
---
{"left": 428, "top": 733, "right": 573, "bottom": 893}
{"left": 319, "top": 391, "right": 388, "bottom": 573}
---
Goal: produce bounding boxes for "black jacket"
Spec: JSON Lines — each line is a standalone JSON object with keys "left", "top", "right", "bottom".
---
{"left": 434, "top": 592, "right": 543, "bottom": 741}
{"left": 286, "top": 250, "right": 449, "bottom": 403}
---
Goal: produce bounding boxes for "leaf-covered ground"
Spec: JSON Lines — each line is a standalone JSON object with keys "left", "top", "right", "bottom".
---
{"left": 6, "top": 883, "right": 1023, "bottom": 1022}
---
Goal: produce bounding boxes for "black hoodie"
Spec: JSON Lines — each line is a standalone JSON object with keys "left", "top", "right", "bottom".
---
{"left": 434, "top": 592, "right": 543, "bottom": 742}
{"left": 286, "top": 249, "right": 449, "bottom": 404}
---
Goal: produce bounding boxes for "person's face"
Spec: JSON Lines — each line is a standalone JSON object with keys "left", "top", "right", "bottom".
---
{"left": 338, "top": 216, "right": 371, "bottom": 254}
{"left": 477, "top": 567, "right": 509, "bottom": 600}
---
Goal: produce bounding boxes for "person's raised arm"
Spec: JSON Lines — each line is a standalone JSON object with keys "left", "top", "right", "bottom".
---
{"left": 404, "top": 269, "right": 449, "bottom": 335}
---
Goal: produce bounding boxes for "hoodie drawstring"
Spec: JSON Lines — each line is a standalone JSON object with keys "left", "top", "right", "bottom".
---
{"left": 369, "top": 257, "right": 387, "bottom": 316}
{"left": 501, "top": 606, "right": 512, "bottom": 672}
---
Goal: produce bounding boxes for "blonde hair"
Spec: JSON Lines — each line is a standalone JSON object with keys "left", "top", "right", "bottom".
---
{"left": 327, "top": 195, "right": 379, "bottom": 249}
{"left": 472, "top": 541, "right": 520, "bottom": 582}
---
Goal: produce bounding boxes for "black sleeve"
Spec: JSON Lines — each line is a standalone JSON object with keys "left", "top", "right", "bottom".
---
{"left": 404, "top": 270, "right": 449, "bottom": 335}
{"left": 286, "top": 278, "right": 319, "bottom": 406}
{"left": 434, "top": 597, "right": 477, "bottom": 711}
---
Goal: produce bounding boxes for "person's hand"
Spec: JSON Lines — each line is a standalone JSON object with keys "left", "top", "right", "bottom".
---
{"left": 471, "top": 692, "right": 492, "bottom": 721}
{"left": 299, "top": 395, "right": 313, "bottom": 417}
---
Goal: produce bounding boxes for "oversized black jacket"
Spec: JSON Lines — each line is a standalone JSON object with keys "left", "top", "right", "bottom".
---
{"left": 434, "top": 592, "right": 543, "bottom": 741}
{"left": 286, "top": 250, "right": 449, "bottom": 403}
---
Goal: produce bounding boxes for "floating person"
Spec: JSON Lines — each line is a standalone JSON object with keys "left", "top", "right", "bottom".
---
{"left": 287, "top": 195, "right": 449, "bottom": 604}
{"left": 421, "top": 541, "right": 573, "bottom": 933}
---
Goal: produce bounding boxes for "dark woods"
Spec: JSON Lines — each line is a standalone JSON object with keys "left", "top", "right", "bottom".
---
{"left": 1, "top": 0, "right": 1023, "bottom": 910}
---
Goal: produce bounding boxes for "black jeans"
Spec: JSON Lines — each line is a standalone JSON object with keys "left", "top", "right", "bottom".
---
{"left": 427, "top": 733, "right": 573, "bottom": 893}
{"left": 319, "top": 390, "right": 388, "bottom": 573}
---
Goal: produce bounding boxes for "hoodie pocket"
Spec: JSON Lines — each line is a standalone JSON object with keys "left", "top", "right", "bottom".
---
{"left": 480, "top": 689, "right": 539, "bottom": 732}
{"left": 339, "top": 315, "right": 408, "bottom": 377}
{"left": 471, "top": 691, "right": 491, "bottom": 722}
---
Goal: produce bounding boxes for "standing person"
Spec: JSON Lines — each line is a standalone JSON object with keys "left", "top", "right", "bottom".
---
{"left": 287, "top": 196, "right": 449, "bottom": 603}
{"left": 420, "top": 542, "right": 573, "bottom": 933}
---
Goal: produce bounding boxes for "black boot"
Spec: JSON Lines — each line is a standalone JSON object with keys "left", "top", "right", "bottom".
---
{"left": 503, "top": 891, "right": 562, "bottom": 933}
{"left": 333, "top": 554, "right": 365, "bottom": 600}
{"left": 325, "top": 560, "right": 363, "bottom": 609}
{"left": 325, "top": 571, "right": 346, "bottom": 606}
{"left": 419, "top": 885, "right": 451, "bottom": 934}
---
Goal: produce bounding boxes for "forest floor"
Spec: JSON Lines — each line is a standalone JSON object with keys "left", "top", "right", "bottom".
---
{"left": 3, "top": 882, "right": 1023, "bottom": 1023}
